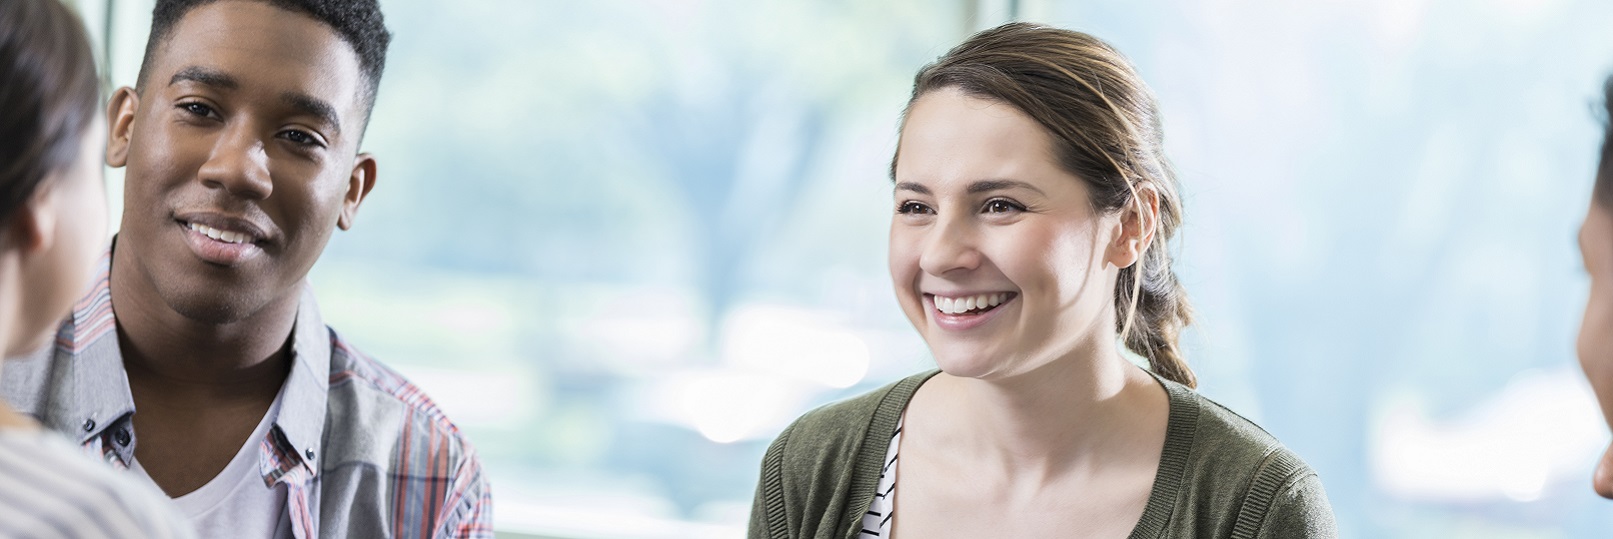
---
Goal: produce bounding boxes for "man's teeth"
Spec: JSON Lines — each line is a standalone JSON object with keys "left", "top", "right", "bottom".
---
{"left": 187, "top": 222, "right": 251, "bottom": 244}
{"left": 935, "top": 293, "right": 1010, "bottom": 315}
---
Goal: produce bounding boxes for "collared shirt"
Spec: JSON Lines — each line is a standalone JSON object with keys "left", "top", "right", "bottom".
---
{"left": 1, "top": 253, "right": 494, "bottom": 539}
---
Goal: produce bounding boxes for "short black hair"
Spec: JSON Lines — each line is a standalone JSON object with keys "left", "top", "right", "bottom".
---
{"left": 136, "top": 0, "right": 391, "bottom": 121}
{"left": 1599, "top": 75, "right": 1613, "bottom": 208}
{"left": 0, "top": 0, "right": 99, "bottom": 227}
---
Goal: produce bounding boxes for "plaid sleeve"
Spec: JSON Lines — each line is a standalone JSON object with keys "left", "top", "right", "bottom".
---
{"left": 434, "top": 449, "right": 494, "bottom": 539}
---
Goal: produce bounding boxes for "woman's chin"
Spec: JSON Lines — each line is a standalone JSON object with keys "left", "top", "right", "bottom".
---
{"left": 931, "top": 350, "right": 1007, "bottom": 380}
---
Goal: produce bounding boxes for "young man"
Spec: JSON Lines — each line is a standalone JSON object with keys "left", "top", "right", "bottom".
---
{"left": 0, "top": 0, "right": 492, "bottom": 537}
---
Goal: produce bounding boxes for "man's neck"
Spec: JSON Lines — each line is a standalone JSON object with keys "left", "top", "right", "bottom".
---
{"left": 109, "top": 245, "right": 296, "bottom": 399}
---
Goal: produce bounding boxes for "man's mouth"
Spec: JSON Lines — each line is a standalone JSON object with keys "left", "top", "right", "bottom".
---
{"left": 174, "top": 215, "right": 269, "bottom": 266}
{"left": 930, "top": 292, "right": 1017, "bottom": 315}
{"left": 184, "top": 221, "right": 255, "bottom": 245}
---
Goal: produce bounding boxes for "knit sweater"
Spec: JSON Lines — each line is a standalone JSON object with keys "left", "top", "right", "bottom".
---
{"left": 748, "top": 370, "right": 1337, "bottom": 539}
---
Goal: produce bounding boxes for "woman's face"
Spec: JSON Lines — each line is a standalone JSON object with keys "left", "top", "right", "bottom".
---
{"left": 1577, "top": 197, "right": 1613, "bottom": 498}
{"left": 8, "top": 121, "right": 109, "bottom": 356}
{"left": 889, "top": 88, "right": 1130, "bottom": 380}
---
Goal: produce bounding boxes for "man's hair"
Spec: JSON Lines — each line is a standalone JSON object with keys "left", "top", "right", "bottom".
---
{"left": 1599, "top": 75, "right": 1613, "bottom": 208}
{"left": 136, "top": 0, "right": 391, "bottom": 120}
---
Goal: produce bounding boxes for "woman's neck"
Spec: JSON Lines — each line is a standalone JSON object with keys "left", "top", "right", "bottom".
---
{"left": 909, "top": 345, "right": 1169, "bottom": 483}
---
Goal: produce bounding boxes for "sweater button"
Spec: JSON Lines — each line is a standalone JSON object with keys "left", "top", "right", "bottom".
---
{"left": 81, "top": 419, "right": 95, "bottom": 432}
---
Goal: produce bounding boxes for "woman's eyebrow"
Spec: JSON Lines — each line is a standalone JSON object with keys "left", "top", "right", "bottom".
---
{"left": 895, "top": 181, "right": 931, "bottom": 194}
{"left": 968, "top": 179, "right": 1044, "bottom": 195}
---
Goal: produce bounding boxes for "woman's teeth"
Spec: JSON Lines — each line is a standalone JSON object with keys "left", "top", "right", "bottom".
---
{"left": 187, "top": 222, "right": 251, "bottom": 244}
{"left": 935, "top": 293, "right": 1010, "bottom": 315}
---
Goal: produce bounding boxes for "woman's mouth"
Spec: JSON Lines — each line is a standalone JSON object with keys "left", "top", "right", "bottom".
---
{"left": 931, "top": 292, "right": 1016, "bottom": 316}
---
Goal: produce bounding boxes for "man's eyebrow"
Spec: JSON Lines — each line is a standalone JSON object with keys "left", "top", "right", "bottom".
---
{"left": 895, "top": 182, "right": 931, "bottom": 195}
{"left": 281, "top": 92, "right": 342, "bottom": 138}
{"left": 169, "top": 66, "right": 237, "bottom": 89}
{"left": 967, "top": 179, "right": 1045, "bottom": 195}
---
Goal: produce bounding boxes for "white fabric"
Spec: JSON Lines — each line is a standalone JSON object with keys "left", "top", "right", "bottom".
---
{"left": 132, "top": 389, "right": 290, "bottom": 539}
{"left": 860, "top": 417, "right": 902, "bottom": 537}
{"left": 0, "top": 427, "right": 195, "bottom": 538}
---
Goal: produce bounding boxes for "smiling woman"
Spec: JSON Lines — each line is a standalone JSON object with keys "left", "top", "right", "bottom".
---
{"left": 749, "top": 23, "right": 1337, "bottom": 539}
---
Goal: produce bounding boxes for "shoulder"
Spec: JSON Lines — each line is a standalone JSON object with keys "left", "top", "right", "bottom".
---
{"left": 0, "top": 431, "right": 195, "bottom": 539}
{"left": 326, "top": 332, "right": 473, "bottom": 454}
{"left": 320, "top": 331, "right": 493, "bottom": 536}
{"left": 768, "top": 370, "right": 933, "bottom": 463}
{"left": 322, "top": 331, "right": 488, "bottom": 492}
{"left": 1159, "top": 381, "right": 1336, "bottom": 537}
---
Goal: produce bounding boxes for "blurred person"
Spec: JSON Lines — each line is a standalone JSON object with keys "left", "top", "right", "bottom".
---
{"left": 0, "top": 0, "right": 193, "bottom": 536}
{"left": 749, "top": 23, "right": 1335, "bottom": 538}
{"left": 0, "top": 0, "right": 491, "bottom": 537}
{"left": 1580, "top": 76, "right": 1613, "bottom": 499}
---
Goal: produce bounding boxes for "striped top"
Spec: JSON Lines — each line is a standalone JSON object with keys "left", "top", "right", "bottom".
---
{"left": 0, "top": 428, "right": 195, "bottom": 539}
{"left": 0, "top": 251, "right": 494, "bottom": 539}
{"left": 858, "top": 418, "right": 900, "bottom": 537}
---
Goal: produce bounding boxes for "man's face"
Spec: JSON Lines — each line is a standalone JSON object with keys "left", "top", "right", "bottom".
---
{"left": 109, "top": 0, "right": 374, "bottom": 323}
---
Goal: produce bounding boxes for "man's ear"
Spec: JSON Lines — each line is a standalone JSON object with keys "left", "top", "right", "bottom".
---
{"left": 105, "top": 87, "right": 139, "bottom": 168}
{"left": 337, "top": 153, "right": 377, "bottom": 231}
{"left": 1105, "top": 183, "right": 1160, "bottom": 270}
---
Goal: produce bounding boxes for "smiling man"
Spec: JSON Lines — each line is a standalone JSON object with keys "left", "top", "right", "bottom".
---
{"left": 0, "top": 1, "right": 491, "bottom": 537}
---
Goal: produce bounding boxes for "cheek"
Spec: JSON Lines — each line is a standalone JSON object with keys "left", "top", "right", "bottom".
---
{"left": 1581, "top": 286, "right": 1613, "bottom": 381}
{"left": 997, "top": 220, "right": 1098, "bottom": 299}
{"left": 888, "top": 225, "right": 921, "bottom": 297}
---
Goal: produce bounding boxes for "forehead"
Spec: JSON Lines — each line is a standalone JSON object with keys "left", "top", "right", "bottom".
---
{"left": 149, "top": 1, "right": 364, "bottom": 118}
{"left": 895, "top": 88, "right": 1068, "bottom": 191}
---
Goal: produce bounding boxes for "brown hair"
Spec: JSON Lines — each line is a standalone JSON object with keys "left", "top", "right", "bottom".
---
{"left": 896, "top": 22, "right": 1197, "bottom": 387}
{"left": 0, "top": 0, "right": 99, "bottom": 227}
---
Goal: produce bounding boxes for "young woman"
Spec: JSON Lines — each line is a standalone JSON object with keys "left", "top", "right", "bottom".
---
{"left": 750, "top": 23, "right": 1336, "bottom": 538}
{"left": 0, "top": 0, "right": 192, "bottom": 536}
{"left": 1579, "top": 77, "right": 1613, "bottom": 500}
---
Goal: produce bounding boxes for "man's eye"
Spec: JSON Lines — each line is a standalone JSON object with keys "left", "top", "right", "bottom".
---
{"left": 896, "top": 201, "right": 934, "bottom": 215}
{"left": 179, "top": 102, "right": 214, "bottom": 117}
{"left": 983, "top": 199, "right": 1025, "bottom": 214}
{"left": 281, "top": 130, "right": 320, "bottom": 147}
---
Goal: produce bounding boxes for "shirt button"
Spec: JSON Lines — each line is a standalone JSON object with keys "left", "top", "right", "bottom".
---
{"left": 304, "top": 448, "right": 315, "bottom": 460}
{"left": 113, "top": 429, "right": 131, "bottom": 447}
{"left": 81, "top": 419, "right": 95, "bottom": 432}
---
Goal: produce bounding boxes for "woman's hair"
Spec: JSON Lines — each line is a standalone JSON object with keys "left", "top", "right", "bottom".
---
{"left": 896, "top": 22, "right": 1196, "bottom": 387}
{"left": 0, "top": 0, "right": 99, "bottom": 229}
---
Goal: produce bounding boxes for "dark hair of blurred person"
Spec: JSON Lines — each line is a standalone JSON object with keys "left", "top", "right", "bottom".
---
{"left": 1576, "top": 75, "right": 1613, "bottom": 499}
{"left": 0, "top": 1, "right": 193, "bottom": 537}
{"left": 750, "top": 23, "right": 1335, "bottom": 538}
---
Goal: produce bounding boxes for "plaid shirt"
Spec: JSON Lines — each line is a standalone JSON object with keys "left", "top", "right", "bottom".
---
{"left": 1, "top": 253, "right": 493, "bottom": 539}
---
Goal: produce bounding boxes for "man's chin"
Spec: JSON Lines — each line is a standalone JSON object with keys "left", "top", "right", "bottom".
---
{"left": 1594, "top": 444, "right": 1613, "bottom": 499}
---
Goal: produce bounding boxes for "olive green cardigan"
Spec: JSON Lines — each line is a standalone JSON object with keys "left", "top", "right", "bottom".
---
{"left": 748, "top": 371, "right": 1337, "bottom": 539}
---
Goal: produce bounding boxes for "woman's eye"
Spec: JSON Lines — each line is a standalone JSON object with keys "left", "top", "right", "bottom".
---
{"left": 896, "top": 201, "right": 934, "bottom": 215}
{"left": 983, "top": 199, "right": 1025, "bottom": 214}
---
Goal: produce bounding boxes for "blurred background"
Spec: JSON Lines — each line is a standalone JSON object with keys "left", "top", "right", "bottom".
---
{"left": 59, "top": 0, "right": 1613, "bottom": 536}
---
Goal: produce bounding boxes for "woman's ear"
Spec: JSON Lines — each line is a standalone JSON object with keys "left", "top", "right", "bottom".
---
{"left": 1105, "top": 183, "right": 1159, "bottom": 270}
{"left": 2, "top": 185, "right": 58, "bottom": 254}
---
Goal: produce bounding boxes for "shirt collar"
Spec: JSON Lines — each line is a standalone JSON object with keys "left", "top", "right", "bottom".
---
{"left": 54, "top": 250, "right": 133, "bottom": 445}
{"left": 52, "top": 247, "right": 332, "bottom": 474}
{"left": 276, "top": 284, "right": 331, "bottom": 471}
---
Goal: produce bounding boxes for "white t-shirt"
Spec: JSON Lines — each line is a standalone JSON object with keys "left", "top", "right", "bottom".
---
{"left": 0, "top": 427, "right": 195, "bottom": 538}
{"left": 132, "top": 390, "right": 291, "bottom": 539}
